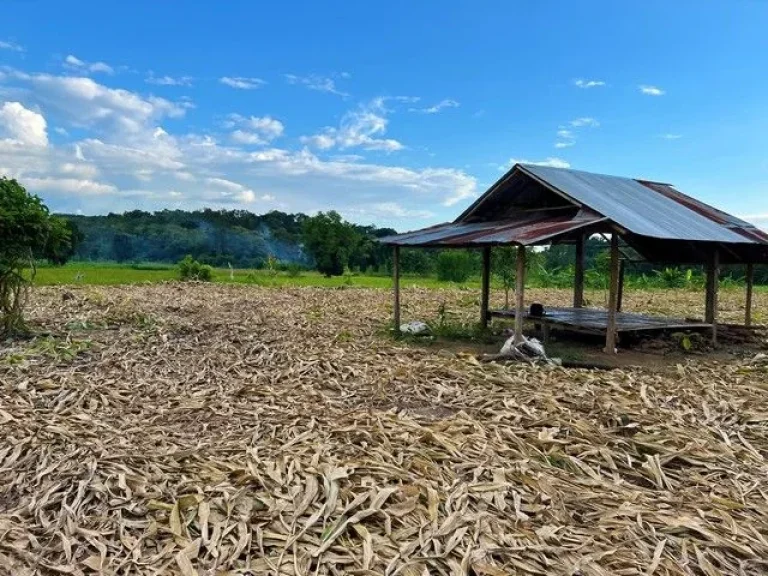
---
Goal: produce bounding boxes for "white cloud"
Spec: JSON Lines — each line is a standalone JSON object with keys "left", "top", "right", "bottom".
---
{"left": 220, "top": 76, "right": 265, "bottom": 90}
{"left": 300, "top": 134, "right": 336, "bottom": 150}
{"left": 0, "top": 40, "right": 24, "bottom": 52}
{"left": 574, "top": 79, "right": 605, "bottom": 89}
{"left": 739, "top": 213, "right": 768, "bottom": 228}
{"left": 24, "top": 176, "right": 116, "bottom": 195}
{"left": 508, "top": 157, "right": 571, "bottom": 169}
{"left": 659, "top": 133, "right": 682, "bottom": 140}
{"left": 285, "top": 74, "right": 348, "bottom": 97}
{"left": 146, "top": 74, "right": 193, "bottom": 87}
{"left": 639, "top": 85, "right": 665, "bottom": 96}
{"left": 0, "top": 102, "right": 49, "bottom": 147}
{"left": 205, "top": 177, "right": 271, "bottom": 203}
{"left": 226, "top": 114, "right": 284, "bottom": 146}
{"left": 370, "top": 202, "right": 434, "bottom": 218}
{"left": 392, "top": 96, "right": 420, "bottom": 104}
{"left": 569, "top": 117, "right": 599, "bottom": 128}
{"left": 301, "top": 99, "right": 403, "bottom": 152}
{"left": 245, "top": 147, "right": 476, "bottom": 206}
{"left": 411, "top": 99, "right": 459, "bottom": 114}
{"left": 173, "top": 171, "right": 195, "bottom": 182}
{"left": 59, "top": 162, "right": 99, "bottom": 179}
{"left": 64, "top": 54, "right": 114, "bottom": 75}
{"left": 553, "top": 118, "right": 598, "bottom": 149}
{"left": 8, "top": 72, "right": 190, "bottom": 137}
{"left": 0, "top": 67, "right": 477, "bottom": 218}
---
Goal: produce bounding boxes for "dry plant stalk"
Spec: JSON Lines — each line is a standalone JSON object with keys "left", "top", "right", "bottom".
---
{"left": 0, "top": 284, "right": 767, "bottom": 575}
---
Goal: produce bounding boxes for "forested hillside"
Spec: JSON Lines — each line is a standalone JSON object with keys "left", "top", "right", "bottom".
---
{"left": 62, "top": 209, "right": 396, "bottom": 270}
{"left": 59, "top": 208, "right": 767, "bottom": 285}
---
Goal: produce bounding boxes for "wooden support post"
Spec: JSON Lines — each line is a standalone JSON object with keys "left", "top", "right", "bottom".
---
{"left": 617, "top": 259, "right": 626, "bottom": 312}
{"left": 480, "top": 247, "right": 491, "bottom": 328}
{"left": 574, "top": 234, "right": 585, "bottom": 308}
{"left": 514, "top": 245, "right": 526, "bottom": 344}
{"left": 705, "top": 249, "right": 720, "bottom": 345}
{"left": 745, "top": 262, "right": 754, "bottom": 327}
{"left": 604, "top": 234, "right": 620, "bottom": 354}
{"left": 393, "top": 246, "right": 401, "bottom": 334}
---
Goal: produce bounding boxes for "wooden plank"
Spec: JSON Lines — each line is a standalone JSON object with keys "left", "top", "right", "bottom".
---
{"left": 604, "top": 234, "right": 620, "bottom": 354}
{"left": 393, "top": 246, "right": 401, "bottom": 335}
{"left": 489, "top": 306, "right": 712, "bottom": 333}
{"left": 746, "top": 262, "right": 754, "bottom": 327}
{"left": 514, "top": 246, "right": 526, "bottom": 344}
{"left": 480, "top": 247, "right": 491, "bottom": 328}
{"left": 705, "top": 249, "right": 720, "bottom": 344}
{"left": 617, "top": 259, "right": 626, "bottom": 312}
{"left": 574, "top": 234, "right": 585, "bottom": 308}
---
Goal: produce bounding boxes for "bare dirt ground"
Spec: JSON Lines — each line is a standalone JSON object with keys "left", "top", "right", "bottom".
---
{"left": 1, "top": 284, "right": 768, "bottom": 575}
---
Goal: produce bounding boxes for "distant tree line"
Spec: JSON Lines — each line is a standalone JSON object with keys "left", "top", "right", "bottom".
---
{"left": 60, "top": 208, "right": 397, "bottom": 275}
{"left": 58, "top": 208, "right": 768, "bottom": 284}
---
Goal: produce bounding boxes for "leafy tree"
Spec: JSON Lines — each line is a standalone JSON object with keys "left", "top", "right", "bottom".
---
{"left": 492, "top": 247, "right": 518, "bottom": 308}
{"left": 301, "top": 211, "right": 359, "bottom": 276}
{"left": 436, "top": 250, "right": 474, "bottom": 283}
{"left": 400, "top": 248, "right": 436, "bottom": 275}
{"left": 48, "top": 219, "right": 83, "bottom": 265}
{"left": 0, "top": 178, "right": 71, "bottom": 336}
{"left": 112, "top": 232, "right": 134, "bottom": 263}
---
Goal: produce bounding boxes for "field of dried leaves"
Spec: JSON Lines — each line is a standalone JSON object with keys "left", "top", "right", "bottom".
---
{"left": 1, "top": 284, "right": 767, "bottom": 575}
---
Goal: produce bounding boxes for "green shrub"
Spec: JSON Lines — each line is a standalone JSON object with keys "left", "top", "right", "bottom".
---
{"left": 286, "top": 263, "right": 304, "bottom": 277}
{"left": 178, "top": 255, "right": 213, "bottom": 281}
{"left": 437, "top": 251, "right": 474, "bottom": 283}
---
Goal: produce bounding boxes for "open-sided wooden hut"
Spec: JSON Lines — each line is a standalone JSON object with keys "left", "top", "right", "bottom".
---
{"left": 381, "top": 164, "right": 768, "bottom": 353}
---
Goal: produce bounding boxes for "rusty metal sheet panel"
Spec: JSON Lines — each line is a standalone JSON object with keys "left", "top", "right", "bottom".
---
{"left": 379, "top": 210, "right": 604, "bottom": 246}
{"left": 638, "top": 180, "right": 768, "bottom": 244}
{"left": 520, "top": 164, "right": 753, "bottom": 243}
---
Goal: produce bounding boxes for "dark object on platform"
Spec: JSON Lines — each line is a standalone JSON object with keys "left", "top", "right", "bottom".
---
{"left": 529, "top": 303, "right": 545, "bottom": 317}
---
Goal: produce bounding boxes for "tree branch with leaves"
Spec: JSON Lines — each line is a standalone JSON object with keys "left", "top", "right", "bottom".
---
{"left": 0, "top": 178, "right": 71, "bottom": 337}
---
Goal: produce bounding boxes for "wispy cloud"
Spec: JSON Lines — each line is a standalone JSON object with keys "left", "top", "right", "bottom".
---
{"left": 553, "top": 118, "right": 598, "bottom": 148}
{"left": 573, "top": 78, "right": 605, "bottom": 89}
{"left": 225, "top": 114, "right": 284, "bottom": 146}
{"left": 219, "top": 76, "right": 265, "bottom": 90}
{"left": 0, "top": 40, "right": 24, "bottom": 52}
{"left": 507, "top": 157, "right": 571, "bottom": 170}
{"left": 411, "top": 99, "right": 459, "bottom": 114}
{"left": 639, "top": 85, "right": 665, "bottom": 96}
{"left": 64, "top": 54, "right": 114, "bottom": 75}
{"left": 659, "top": 133, "right": 682, "bottom": 140}
{"left": 146, "top": 74, "right": 193, "bottom": 87}
{"left": 300, "top": 98, "right": 403, "bottom": 152}
{"left": 569, "top": 117, "right": 599, "bottom": 128}
{"left": 0, "top": 65, "right": 477, "bottom": 218}
{"left": 284, "top": 74, "right": 348, "bottom": 97}
{"left": 344, "top": 202, "right": 434, "bottom": 220}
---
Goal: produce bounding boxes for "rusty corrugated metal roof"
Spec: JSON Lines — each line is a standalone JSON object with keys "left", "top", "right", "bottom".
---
{"left": 380, "top": 164, "right": 768, "bottom": 257}
{"left": 517, "top": 164, "right": 754, "bottom": 243}
{"left": 379, "top": 208, "right": 606, "bottom": 247}
{"left": 637, "top": 180, "right": 768, "bottom": 244}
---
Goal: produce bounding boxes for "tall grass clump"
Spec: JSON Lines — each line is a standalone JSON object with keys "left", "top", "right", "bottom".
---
{"left": 178, "top": 255, "right": 213, "bottom": 281}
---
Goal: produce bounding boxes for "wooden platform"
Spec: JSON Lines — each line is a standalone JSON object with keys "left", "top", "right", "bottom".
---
{"left": 489, "top": 306, "right": 713, "bottom": 335}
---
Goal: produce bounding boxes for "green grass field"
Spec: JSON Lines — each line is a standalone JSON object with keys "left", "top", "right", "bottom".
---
{"left": 32, "top": 261, "right": 766, "bottom": 292}
{"left": 32, "top": 262, "right": 464, "bottom": 289}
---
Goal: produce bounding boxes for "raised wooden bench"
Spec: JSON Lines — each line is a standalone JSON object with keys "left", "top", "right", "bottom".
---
{"left": 490, "top": 306, "right": 713, "bottom": 339}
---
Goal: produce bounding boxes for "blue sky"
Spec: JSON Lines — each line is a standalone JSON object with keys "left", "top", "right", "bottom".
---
{"left": 1, "top": 0, "right": 767, "bottom": 230}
